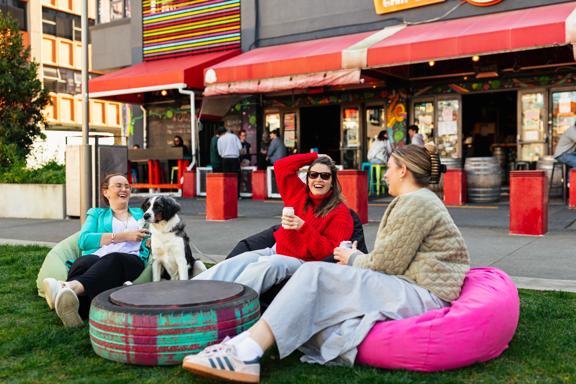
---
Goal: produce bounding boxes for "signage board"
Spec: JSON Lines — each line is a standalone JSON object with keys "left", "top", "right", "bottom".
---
{"left": 374, "top": 0, "right": 446, "bottom": 15}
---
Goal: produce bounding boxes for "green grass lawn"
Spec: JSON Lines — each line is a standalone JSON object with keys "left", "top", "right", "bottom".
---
{"left": 1, "top": 244, "right": 575, "bottom": 384}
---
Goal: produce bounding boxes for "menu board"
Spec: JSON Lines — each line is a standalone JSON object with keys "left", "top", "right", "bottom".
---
{"left": 436, "top": 99, "right": 460, "bottom": 158}
{"left": 413, "top": 101, "right": 434, "bottom": 140}
{"left": 147, "top": 106, "right": 191, "bottom": 149}
{"left": 283, "top": 112, "right": 296, "bottom": 148}
{"left": 520, "top": 93, "right": 544, "bottom": 142}
{"left": 342, "top": 107, "right": 360, "bottom": 148}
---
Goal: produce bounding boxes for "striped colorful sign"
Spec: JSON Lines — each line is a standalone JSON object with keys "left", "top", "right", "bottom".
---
{"left": 143, "top": 0, "right": 241, "bottom": 61}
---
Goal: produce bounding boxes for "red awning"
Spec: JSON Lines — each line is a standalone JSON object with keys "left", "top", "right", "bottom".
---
{"left": 204, "top": 3, "right": 576, "bottom": 95}
{"left": 89, "top": 50, "right": 239, "bottom": 103}
{"left": 367, "top": 2, "right": 576, "bottom": 68}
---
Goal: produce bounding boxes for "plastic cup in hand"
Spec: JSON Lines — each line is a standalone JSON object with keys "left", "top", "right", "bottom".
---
{"left": 282, "top": 207, "right": 294, "bottom": 229}
{"left": 339, "top": 241, "right": 353, "bottom": 249}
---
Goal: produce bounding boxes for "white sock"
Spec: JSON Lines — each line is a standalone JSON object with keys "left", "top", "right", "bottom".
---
{"left": 229, "top": 332, "right": 263, "bottom": 361}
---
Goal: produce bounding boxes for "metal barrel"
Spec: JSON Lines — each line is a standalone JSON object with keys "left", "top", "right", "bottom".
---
{"left": 536, "top": 156, "right": 563, "bottom": 197}
{"left": 464, "top": 157, "right": 502, "bottom": 203}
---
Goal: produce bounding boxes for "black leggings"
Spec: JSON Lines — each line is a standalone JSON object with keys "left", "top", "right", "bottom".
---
{"left": 67, "top": 253, "right": 145, "bottom": 318}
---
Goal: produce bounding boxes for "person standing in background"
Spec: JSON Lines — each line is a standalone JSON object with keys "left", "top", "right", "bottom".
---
{"left": 408, "top": 125, "right": 425, "bottom": 146}
{"left": 239, "top": 129, "right": 252, "bottom": 167}
{"left": 267, "top": 129, "right": 288, "bottom": 165}
{"left": 210, "top": 126, "right": 226, "bottom": 172}
{"left": 218, "top": 128, "right": 242, "bottom": 196}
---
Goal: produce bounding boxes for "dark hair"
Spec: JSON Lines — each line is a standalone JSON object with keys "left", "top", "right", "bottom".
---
{"left": 216, "top": 126, "right": 227, "bottom": 135}
{"left": 271, "top": 129, "right": 280, "bottom": 136}
{"left": 304, "top": 156, "right": 345, "bottom": 217}
{"left": 408, "top": 124, "right": 419, "bottom": 133}
{"left": 239, "top": 129, "right": 247, "bottom": 135}
{"left": 391, "top": 144, "right": 433, "bottom": 186}
{"left": 100, "top": 173, "right": 126, "bottom": 206}
{"left": 377, "top": 130, "right": 388, "bottom": 141}
{"left": 173, "top": 135, "right": 184, "bottom": 146}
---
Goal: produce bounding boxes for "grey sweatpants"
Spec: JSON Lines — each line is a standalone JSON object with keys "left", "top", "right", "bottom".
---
{"left": 192, "top": 245, "right": 304, "bottom": 294}
{"left": 261, "top": 262, "right": 447, "bottom": 365}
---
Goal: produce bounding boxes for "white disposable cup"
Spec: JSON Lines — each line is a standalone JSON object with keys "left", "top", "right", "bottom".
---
{"left": 339, "top": 241, "right": 353, "bottom": 249}
{"left": 282, "top": 207, "right": 294, "bottom": 229}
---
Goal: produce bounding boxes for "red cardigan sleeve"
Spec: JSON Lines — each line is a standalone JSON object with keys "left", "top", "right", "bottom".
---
{"left": 274, "top": 153, "right": 318, "bottom": 205}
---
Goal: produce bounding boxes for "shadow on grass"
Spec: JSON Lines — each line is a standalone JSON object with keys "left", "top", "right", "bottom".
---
{"left": 0, "top": 245, "right": 574, "bottom": 384}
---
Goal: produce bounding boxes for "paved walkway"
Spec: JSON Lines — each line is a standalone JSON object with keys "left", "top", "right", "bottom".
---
{"left": 1, "top": 197, "right": 575, "bottom": 292}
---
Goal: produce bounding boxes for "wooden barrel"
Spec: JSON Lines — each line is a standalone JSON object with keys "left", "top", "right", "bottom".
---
{"left": 464, "top": 157, "right": 502, "bottom": 203}
{"left": 536, "top": 156, "right": 562, "bottom": 197}
{"left": 89, "top": 280, "right": 260, "bottom": 366}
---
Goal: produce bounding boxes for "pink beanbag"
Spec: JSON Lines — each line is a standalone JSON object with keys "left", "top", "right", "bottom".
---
{"left": 356, "top": 267, "right": 519, "bottom": 371}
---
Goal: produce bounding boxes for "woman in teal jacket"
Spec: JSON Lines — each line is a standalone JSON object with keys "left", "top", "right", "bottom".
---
{"left": 42, "top": 174, "right": 150, "bottom": 327}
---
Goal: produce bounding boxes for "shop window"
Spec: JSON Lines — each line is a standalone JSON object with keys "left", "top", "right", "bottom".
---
{"left": 58, "top": 39, "right": 74, "bottom": 67}
{"left": 91, "top": 101, "right": 106, "bottom": 125}
{"left": 42, "top": 36, "right": 57, "bottom": 64}
{"left": 97, "top": 0, "right": 130, "bottom": 24}
{"left": 59, "top": 96, "right": 75, "bottom": 123}
{"left": 107, "top": 103, "right": 121, "bottom": 126}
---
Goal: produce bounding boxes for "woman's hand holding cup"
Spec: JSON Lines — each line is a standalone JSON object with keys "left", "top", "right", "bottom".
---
{"left": 281, "top": 207, "right": 304, "bottom": 230}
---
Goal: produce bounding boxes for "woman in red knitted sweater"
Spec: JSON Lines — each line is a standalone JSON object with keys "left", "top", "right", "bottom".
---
{"left": 193, "top": 152, "right": 353, "bottom": 294}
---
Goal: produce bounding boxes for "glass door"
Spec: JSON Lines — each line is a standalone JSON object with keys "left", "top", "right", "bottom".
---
{"left": 551, "top": 89, "right": 576, "bottom": 155}
{"left": 366, "top": 105, "right": 387, "bottom": 158}
{"left": 436, "top": 96, "right": 461, "bottom": 158}
{"left": 517, "top": 90, "right": 546, "bottom": 161}
{"left": 412, "top": 99, "right": 435, "bottom": 143}
{"left": 341, "top": 106, "right": 361, "bottom": 169}
{"left": 282, "top": 112, "right": 297, "bottom": 154}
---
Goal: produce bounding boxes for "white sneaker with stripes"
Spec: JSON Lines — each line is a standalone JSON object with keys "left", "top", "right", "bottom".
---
{"left": 182, "top": 340, "right": 260, "bottom": 383}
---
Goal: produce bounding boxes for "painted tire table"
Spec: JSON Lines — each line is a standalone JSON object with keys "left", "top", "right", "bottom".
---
{"left": 89, "top": 280, "right": 260, "bottom": 366}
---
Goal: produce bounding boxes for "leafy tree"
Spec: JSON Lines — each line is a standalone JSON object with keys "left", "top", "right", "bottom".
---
{"left": 0, "top": 11, "right": 50, "bottom": 168}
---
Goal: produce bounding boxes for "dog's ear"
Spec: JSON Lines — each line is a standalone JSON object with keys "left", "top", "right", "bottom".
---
{"left": 164, "top": 196, "right": 181, "bottom": 218}
{"left": 141, "top": 197, "right": 151, "bottom": 211}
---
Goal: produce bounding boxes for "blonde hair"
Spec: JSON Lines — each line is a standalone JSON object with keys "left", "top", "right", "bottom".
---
{"left": 391, "top": 144, "right": 436, "bottom": 186}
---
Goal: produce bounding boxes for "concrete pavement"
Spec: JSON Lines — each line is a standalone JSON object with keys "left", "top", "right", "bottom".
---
{"left": 1, "top": 196, "right": 575, "bottom": 292}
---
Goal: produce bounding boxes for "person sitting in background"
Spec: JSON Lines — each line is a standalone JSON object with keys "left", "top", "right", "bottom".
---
{"left": 367, "top": 130, "right": 393, "bottom": 164}
{"left": 172, "top": 135, "right": 190, "bottom": 158}
{"left": 553, "top": 124, "right": 576, "bottom": 176}
{"left": 267, "top": 129, "right": 288, "bottom": 165}
{"left": 408, "top": 125, "right": 425, "bottom": 146}
{"left": 182, "top": 144, "right": 470, "bottom": 383}
{"left": 193, "top": 152, "right": 353, "bottom": 295}
{"left": 42, "top": 174, "right": 150, "bottom": 327}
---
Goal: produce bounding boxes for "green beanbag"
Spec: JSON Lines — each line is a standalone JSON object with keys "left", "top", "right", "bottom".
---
{"left": 36, "top": 231, "right": 152, "bottom": 297}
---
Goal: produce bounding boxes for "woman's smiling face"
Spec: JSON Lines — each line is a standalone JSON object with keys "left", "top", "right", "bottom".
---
{"left": 307, "top": 163, "right": 333, "bottom": 196}
{"left": 103, "top": 175, "right": 131, "bottom": 206}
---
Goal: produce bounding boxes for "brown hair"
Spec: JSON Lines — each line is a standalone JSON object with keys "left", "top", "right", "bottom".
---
{"left": 391, "top": 144, "right": 434, "bottom": 186}
{"left": 100, "top": 173, "right": 126, "bottom": 206}
{"left": 304, "top": 156, "right": 345, "bottom": 217}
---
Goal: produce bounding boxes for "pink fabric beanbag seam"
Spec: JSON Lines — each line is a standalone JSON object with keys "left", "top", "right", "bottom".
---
{"left": 356, "top": 267, "right": 520, "bottom": 372}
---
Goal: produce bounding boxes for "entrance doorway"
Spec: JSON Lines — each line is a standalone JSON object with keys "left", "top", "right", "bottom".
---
{"left": 462, "top": 92, "right": 517, "bottom": 158}
{"left": 299, "top": 105, "right": 341, "bottom": 161}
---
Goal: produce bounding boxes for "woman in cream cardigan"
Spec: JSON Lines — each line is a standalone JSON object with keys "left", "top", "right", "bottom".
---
{"left": 182, "top": 144, "right": 470, "bottom": 384}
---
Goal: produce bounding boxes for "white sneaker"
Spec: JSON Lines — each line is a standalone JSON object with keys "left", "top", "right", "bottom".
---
{"left": 42, "top": 278, "right": 63, "bottom": 310}
{"left": 54, "top": 287, "right": 83, "bottom": 328}
{"left": 192, "top": 260, "right": 208, "bottom": 278}
{"left": 182, "top": 341, "right": 260, "bottom": 383}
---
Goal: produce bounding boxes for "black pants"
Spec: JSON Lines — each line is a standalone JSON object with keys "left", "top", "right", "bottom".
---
{"left": 222, "top": 157, "right": 241, "bottom": 196}
{"left": 67, "top": 253, "right": 145, "bottom": 318}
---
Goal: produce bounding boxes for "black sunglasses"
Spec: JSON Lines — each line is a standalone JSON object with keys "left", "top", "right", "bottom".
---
{"left": 308, "top": 171, "right": 332, "bottom": 181}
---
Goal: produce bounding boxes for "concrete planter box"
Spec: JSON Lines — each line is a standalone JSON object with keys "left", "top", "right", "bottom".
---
{"left": 0, "top": 184, "right": 65, "bottom": 219}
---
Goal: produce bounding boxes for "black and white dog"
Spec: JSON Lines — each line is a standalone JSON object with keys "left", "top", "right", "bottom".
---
{"left": 142, "top": 196, "right": 205, "bottom": 281}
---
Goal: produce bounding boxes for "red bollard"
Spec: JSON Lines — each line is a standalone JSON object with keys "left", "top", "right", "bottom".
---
{"left": 182, "top": 170, "right": 196, "bottom": 198}
{"left": 337, "top": 170, "right": 368, "bottom": 224}
{"left": 570, "top": 169, "right": 576, "bottom": 209}
{"left": 443, "top": 169, "right": 466, "bottom": 206}
{"left": 510, "top": 170, "right": 548, "bottom": 236}
{"left": 206, "top": 173, "right": 238, "bottom": 220}
{"left": 251, "top": 170, "right": 267, "bottom": 200}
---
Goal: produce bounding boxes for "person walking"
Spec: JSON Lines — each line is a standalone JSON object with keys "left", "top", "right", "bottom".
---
{"left": 210, "top": 126, "right": 226, "bottom": 172}
{"left": 267, "top": 129, "right": 288, "bottom": 165}
{"left": 218, "top": 127, "right": 242, "bottom": 195}
{"left": 408, "top": 125, "right": 425, "bottom": 146}
{"left": 182, "top": 145, "right": 470, "bottom": 383}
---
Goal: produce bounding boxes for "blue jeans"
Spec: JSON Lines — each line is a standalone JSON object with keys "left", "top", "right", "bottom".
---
{"left": 556, "top": 152, "right": 576, "bottom": 182}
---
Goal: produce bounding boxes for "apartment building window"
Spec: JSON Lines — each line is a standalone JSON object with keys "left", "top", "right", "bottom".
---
{"left": 91, "top": 101, "right": 106, "bottom": 125}
{"left": 60, "top": 96, "right": 75, "bottom": 123}
{"left": 97, "top": 0, "right": 130, "bottom": 24}
{"left": 42, "top": 37, "right": 57, "bottom": 64}
{"left": 58, "top": 40, "right": 74, "bottom": 67}
{"left": 0, "top": 1, "right": 27, "bottom": 31}
{"left": 45, "top": 94, "right": 59, "bottom": 121}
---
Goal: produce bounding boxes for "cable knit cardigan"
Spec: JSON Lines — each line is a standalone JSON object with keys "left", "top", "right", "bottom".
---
{"left": 348, "top": 188, "right": 470, "bottom": 302}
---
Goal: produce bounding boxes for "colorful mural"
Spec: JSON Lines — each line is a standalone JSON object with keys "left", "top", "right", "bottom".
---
{"left": 143, "top": 0, "right": 241, "bottom": 61}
